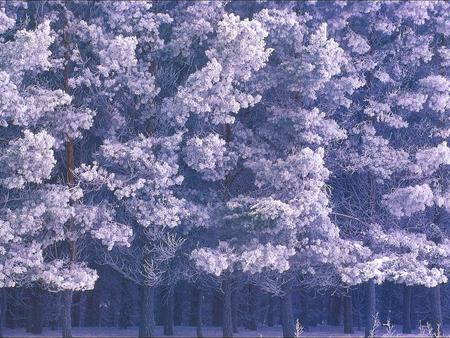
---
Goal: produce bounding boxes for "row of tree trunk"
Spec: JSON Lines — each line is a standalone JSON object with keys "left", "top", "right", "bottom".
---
{"left": 0, "top": 282, "right": 444, "bottom": 338}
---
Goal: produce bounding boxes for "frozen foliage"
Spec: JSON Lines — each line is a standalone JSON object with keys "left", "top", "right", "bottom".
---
{"left": 162, "top": 12, "right": 271, "bottom": 126}
{"left": 0, "top": 21, "right": 54, "bottom": 77}
{"left": 1, "top": 0, "right": 450, "bottom": 310}
{"left": 191, "top": 243, "right": 237, "bottom": 277}
{"left": 40, "top": 260, "right": 98, "bottom": 292}
{"left": 346, "top": 125, "right": 410, "bottom": 180}
{"left": 184, "top": 134, "right": 237, "bottom": 181}
{"left": 0, "top": 130, "right": 55, "bottom": 189}
{"left": 411, "top": 142, "right": 450, "bottom": 176}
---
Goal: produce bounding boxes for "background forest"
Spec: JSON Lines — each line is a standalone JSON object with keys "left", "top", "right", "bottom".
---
{"left": 0, "top": 0, "right": 449, "bottom": 337}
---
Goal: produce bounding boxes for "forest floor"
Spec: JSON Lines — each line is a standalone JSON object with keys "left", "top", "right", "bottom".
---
{"left": 2, "top": 325, "right": 445, "bottom": 337}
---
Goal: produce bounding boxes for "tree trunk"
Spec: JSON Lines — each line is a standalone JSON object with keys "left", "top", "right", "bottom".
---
{"left": 189, "top": 286, "right": 198, "bottom": 327}
{"left": 139, "top": 285, "right": 155, "bottom": 338}
{"left": 29, "top": 288, "right": 42, "bottom": 334}
{"left": 62, "top": 290, "right": 73, "bottom": 338}
{"left": 267, "top": 296, "right": 274, "bottom": 327}
{"left": 300, "top": 289, "right": 309, "bottom": 331}
{"left": 430, "top": 285, "right": 443, "bottom": 336}
{"left": 49, "top": 293, "right": 60, "bottom": 330}
{"left": 62, "top": 1, "right": 77, "bottom": 328}
{"left": 0, "top": 289, "right": 4, "bottom": 338}
{"left": 195, "top": 288, "right": 203, "bottom": 338}
{"left": 25, "top": 288, "right": 32, "bottom": 333}
{"left": 119, "top": 279, "right": 131, "bottom": 329}
{"left": 222, "top": 277, "right": 233, "bottom": 338}
{"left": 212, "top": 290, "right": 223, "bottom": 326}
{"left": 231, "top": 287, "right": 239, "bottom": 333}
{"left": 174, "top": 285, "right": 182, "bottom": 327}
{"left": 5, "top": 288, "right": 16, "bottom": 330}
{"left": 85, "top": 289, "right": 100, "bottom": 327}
{"left": 247, "top": 284, "right": 257, "bottom": 331}
{"left": 411, "top": 287, "right": 417, "bottom": 330}
{"left": 163, "top": 287, "right": 174, "bottom": 336}
{"left": 281, "top": 281, "right": 294, "bottom": 338}
{"left": 364, "top": 280, "right": 376, "bottom": 338}
{"left": 72, "top": 292, "right": 81, "bottom": 328}
{"left": 402, "top": 285, "right": 412, "bottom": 334}
{"left": 327, "top": 294, "right": 341, "bottom": 326}
{"left": 343, "top": 293, "right": 353, "bottom": 334}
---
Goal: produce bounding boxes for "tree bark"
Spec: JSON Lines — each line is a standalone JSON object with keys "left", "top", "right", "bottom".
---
{"left": 212, "top": 290, "right": 222, "bottom": 326}
{"left": 300, "top": 289, "right": 309, "bottom": 331}
{"left": 430, "top": 285, "right": 443, "bottom": 336}
{"left": 139, "top": 285, "right": 155, "bottom": 338}
{"left": 29, "top": 288, "right": 42, "bottom": 334}
{"left": 222, "top": 277, "right": 233, "bottom": 338}
{"left": 327, "top": 294, "right": 341, "bottom": 326}
{"left": 281, "top": 281, "right": 294, "bottom": 338}
{"left": 5, "top": 288, "right": 16, "bottom": 330}
{"left": 0, "top": 289, "right": 4, "bottom": 338}
{"left": 402, "top": 285, "right": 412, "bottom": 334}
{"left": 343, "top": 293, "right": 353, "bottom": 334}
{"left": 364, "top": 280, "right": 376, "bottom": 338}
{"left": 62, "top": 290, "right": 73, "bottom": 338}
{"left": 85, "top": 289, "right": 100, "bottom": 327}
{"left": 247, "top": 284, "right": 257, "bottom": 331}
{"left": 195, "top": 288, "right": 203, "bottom": 338}
{"left": 72, "top": 292, "right": 81, "bottom": 328}
{"left": 62, "top": 2, "right": 77, "bottom": 335}
{"left": 174, "top": 285, "right": 182, "bottom": 327}
{"left": 163, "top": 287, "right": 174, "bottom": 336}
{"left": 267, "top": 296, "right": 274, "bottom": 327}
{"left": 231, "top": 287, "right": 239, "bottom": 333}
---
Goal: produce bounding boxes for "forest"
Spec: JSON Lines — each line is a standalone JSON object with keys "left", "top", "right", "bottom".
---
{"left": 0, "top": 0, "right": 449, "bottom": 337}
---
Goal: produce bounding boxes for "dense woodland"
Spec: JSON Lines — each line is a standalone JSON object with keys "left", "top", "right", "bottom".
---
{"left": 0, "top": 0, "right": 449, "bottom": 337}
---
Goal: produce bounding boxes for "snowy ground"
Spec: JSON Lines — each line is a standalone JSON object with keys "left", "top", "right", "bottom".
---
{"left": 2, "top": 325, "right": 443, "bottom": 337}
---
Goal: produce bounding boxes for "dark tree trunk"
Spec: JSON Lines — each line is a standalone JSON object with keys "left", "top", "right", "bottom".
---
{"left": 343, "top": 293, "right": 354, "bottom": 334}
{"left": 29, "top": 288, "right": 42, "bottom": 334}
{"left": 281, "top": 281, "right": 294, "bottom": 338}
{"left": 402, "top": 285, "right": 412, "bottom": 334}
{"left": 5, "top": 288, "right": 16, "bottom": 330}
{"left": 72, "top": 292, "right": 81, "bottom": 328}
{"left": 195, "top": 288, "right": 203, "bottom": 338}
{"left": 247, "top": 284, "right": 257, "bottom": 331}
{"left": 222, "top": 277, "right": 233, "bottom": 338}
{"left": 327, "top": 294, "right": 341, "bottom": 326}
{"left": 139, "top": 285, "right": 155, "bottom": 338}
{"left": 62, "top": 3, "right": 77, "bottom": 335}
{"left": 174, "top": 285, "right": 182, "bottom": 326}
{"left": 25, "top": 288, "right": 32, "bottom": 333}
{"left": 267, "top": 296, "right": 274, "bottom": 327}
{"left": 411, "top": 287, "right": 417, "bottom": 330}
{"left": 119, "top": 279, "right": 132, "bottom": 329}
{"left": 364, "top": 280, "right": 376, "bottom": 338}
{"left": 189, "top": 286, "right": 198, "bottom": 326}
{"left": 163, "top": 288, "right": 174, "bottom": 336}
{"left": 0, "top": 289, "right": 5, "bottom": 338}
{"left": 78, "top": 294, "right": 86, "bottom": 327}
{"left": 430, "top": 285, "right": 443, "bottom": 336}
{"left": 212, "top": 290, "right": 222, "bottom": 326}
{"left": 299, "top": 289, "right": 309, "bottom": 331}
{"left": 62, "top": 290, "right": 73, "bottom": 338}
{"left": 49, "top": 293, "right": 60, "bottom": 330}
{"left": 231, "top": 287, "right": 239, "bottom": 333}
{"left": 85, "top": 289, "right": 100, "bottom": 327}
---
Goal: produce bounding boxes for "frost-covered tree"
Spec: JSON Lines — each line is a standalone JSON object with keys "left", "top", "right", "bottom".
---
{"left": 301, "top": 1, "right": 450, "bottom": 335}
{"left": 0, "top": 2, "right": 137, "bottom": 337}
{"left": 1, "top": 1, "right": 449, "bottom": 337}
{"left": 183, "top": 4, "right": 365, "bottom": 337}
{"left": 167, "top": 5, "right": 272, "bottom": 336}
